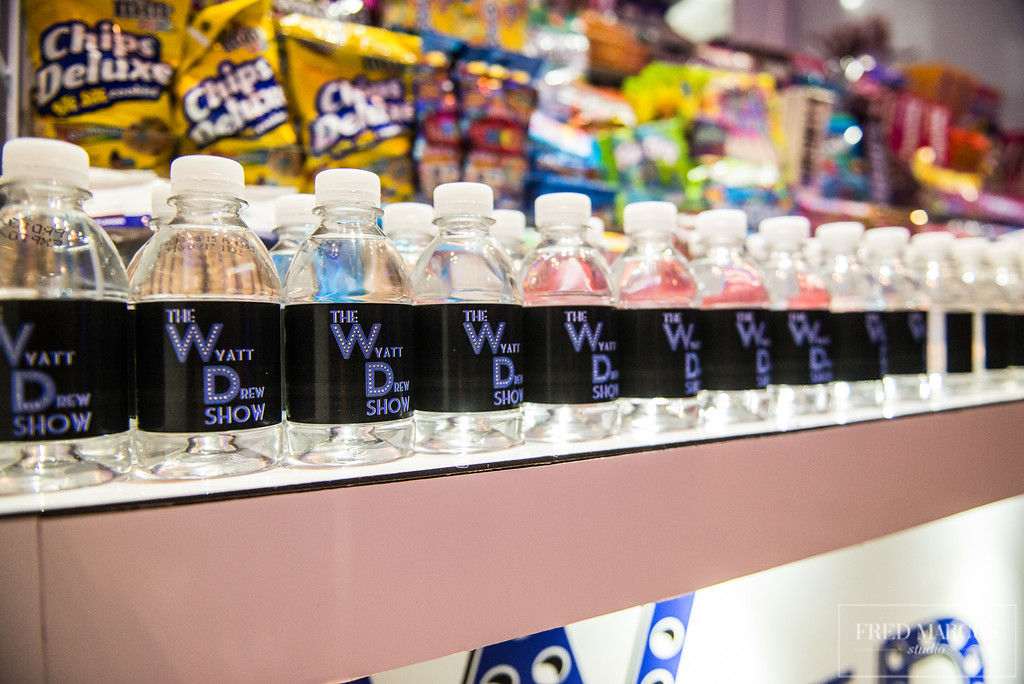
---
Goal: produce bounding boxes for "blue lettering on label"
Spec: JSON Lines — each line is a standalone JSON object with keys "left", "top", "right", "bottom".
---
{"left": 464, "top": 321, "right": 505, "bottom": 354}
{"left": 331, "top": 322, "right": 381, "bottom": 360}
{"left": 165, "top": 321, "right": 222, "bottom": 363}
{"left": 365, "top": 361, "right": 394, "bottom": 397}
{"left": 565, "top": 320, "right": 603, "bottom": 352}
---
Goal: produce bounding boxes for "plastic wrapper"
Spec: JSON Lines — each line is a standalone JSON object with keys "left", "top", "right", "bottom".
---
{"left": 278, "top": 14, "right": 420, "bottom": 200}
{"left": 25, "top": 0, "right": 191, "bottom": 169}
{"left": 175, "top": 0, "right": 302, "bottom": 185}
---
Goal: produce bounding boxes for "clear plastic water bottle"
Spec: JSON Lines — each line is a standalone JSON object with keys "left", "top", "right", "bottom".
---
{"left": 125, "top": 181, "right": 172, "bottom": 283}
{"left": 951, "top": 237, "right": 996, "bottom": 388}
{"left": 758, "top": 215, "right": 833, "bottom": 419}
{"left": 382, "top": 202, "right": 436, "bottom": 273}
{"left": 613, "top": 201, "right": 700, "bottom": 432}
{"left": 270, "top": 193, "right": 317, "bottom": 284}
{"left": 521, "top": 192, "right": 620, "bottom": 442}
{"left": 412, "top": 182, "right": 524, "bottom": 453}
{"left": 689, "top": 209, "right": 772, "bottom": 428}
{"left": 910, "top": 231, "right": 974, "bottom": 397}
{"left": 492, "top": 209, "right": 528, "bottom": 272}
{"left": 0, "top": 137, "right": 132, "bottom": 493}
{"left": 861, "top": 226, "right": 930, "bottom": 404}
{"left": 816, "top": 221, "right": 887, "bottom": 412}
{"left": 986, "top": 241, "right": 1024, "bottom": 388}
{"left": 131, "top": 155, "right": 281, "bottom": 478}
{"left": 282, "top": 170, "right": 413, "bottom": 466}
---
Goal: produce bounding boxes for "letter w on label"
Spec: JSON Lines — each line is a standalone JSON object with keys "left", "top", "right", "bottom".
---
{"left": 735, "top": 316, "right": 769, "bottom": 349}
{"left": 166, "top": 323, "right": 223, "bottom": 362}
{"left": 787, "top": 313, "right": 825, "bottom": 347}
{"left": 464, "top": 321, "right": 505, "bottom": 355}
{"left": 0, "top": 322, "right": 33, "bottom": 366}
{"left": 662, "top": 322, "right": 696, "bottom": 352}
{"left": 331, "top": 323, "right": 381, "bottom": 360}
{"left": 565, "top": 321, "right": 603, "bottom": 352}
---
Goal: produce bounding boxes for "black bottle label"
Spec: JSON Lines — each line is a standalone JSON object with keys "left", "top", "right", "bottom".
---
{"left": 767, "top": 310, "right": 834, "bottom": 386}
{"left": 284, "top": 303, "right": 413, "bottom": 424}
{"left": 618, "top": 308, "right": 702, "bottom": 398}
{"left": 945, "top": 312, "right": 973, "bottom": 373}
{"left": 0, "top": 300, "right": 129, "bottom": 441}
{"left": 135, "top": 301, "right": 281, "bottom": 433}
{"left": 523, "top": 305, "right": 619, "bottom": 404}
{"left": 984, "top": 312, "right": 1012, "bottom": 370}
{"left": 413, "top": 303, "right": 523, "bottom": 412}
{"left": 884, "top": 310, "right": 927, "bottom": 376}
{"left": 1011, "top": 314, "right": 1024, "bottom": 367}
{"left": 699, "top": 309, "right": 772, "bottom": 391}
{"left": 831, "top": 312, "right": 887, "bottom": 382}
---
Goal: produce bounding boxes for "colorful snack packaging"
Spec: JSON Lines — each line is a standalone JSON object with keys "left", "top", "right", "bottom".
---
{"left": 277, "top": 14, "right": 421, "bottom": 201}
{"left": 24, "top": 0, "right": 191, "bottom": 169}
{"left": 414, "top": 31, "right": 464, "bottom": 201}
{"left": 175, "top": 0, "right": 302, "bottom": 185}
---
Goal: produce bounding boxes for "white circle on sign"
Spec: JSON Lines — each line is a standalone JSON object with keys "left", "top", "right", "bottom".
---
{"left": 649, "top": 616, "right": 686, "bottom": 660}
{"left": 640, "top": 668, "right": 675, "bottom": 684}
{"left": 480, "top": 664, "right": 520, "bottom": 684}
{"left": 532, "top": 645, "right": 571, "bottom": 684}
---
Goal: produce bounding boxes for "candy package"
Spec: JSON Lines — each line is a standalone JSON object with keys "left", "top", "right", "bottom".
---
{"left": 175, "top": 0, "right": 302, "bottom": 185}
{"left": 278, "top": 14, "right": 420, "bottom": 200}
{"left": 25, "top": 0, "right": 191, "bottom": 169}
{"left": 414, "top": 31, "right": 464, "bottom": 200}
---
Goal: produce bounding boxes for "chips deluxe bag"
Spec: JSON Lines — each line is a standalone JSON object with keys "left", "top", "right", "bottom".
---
{"left": 278, "top": 15, "right": 420, "bottom": 201}
{"left": 25, "top": 0, "right": 190, "bottom": 169}
{"left": 175, "top": 0, "right": 302, "bottom": 185}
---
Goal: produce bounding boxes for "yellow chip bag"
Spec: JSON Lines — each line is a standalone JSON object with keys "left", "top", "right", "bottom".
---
{"left": 175, "top": 0, "right": 302, "bottom": 185}
{"left": 24, "top": 0, "right": 190, "bottom": 170}
{"left": 277, "top": 15, "right": 421, "bottom": 201}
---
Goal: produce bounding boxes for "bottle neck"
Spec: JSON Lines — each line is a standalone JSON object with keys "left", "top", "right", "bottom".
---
{"left": 316, "top": 203, "right": 383, "bottom": 235}
{"left": 273, "top": 223, "right": 316, "bottom": 243}
{"left": 435, "top": 214, "right": 493, "bottom": 237}
{"left": 539, "top": 222, "right": 586, "bottom": 241}
{"left": 170, "top": 193, "right": 247, "bottom": 228}
{"left": 1, "top": 179, "right": 89, "bottom": 211}
{"left": 626, "top": 230, "right": 673, "bottom": 250}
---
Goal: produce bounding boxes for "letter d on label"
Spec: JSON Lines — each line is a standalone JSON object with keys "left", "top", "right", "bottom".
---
{"left": 493, "top": 356, "right": 514, "bottom": 388}
{"left": 365, "top": 362, "right": 394, "bottom": 397}
{"left": 12, "top": 369, "right": 56, "bottom": 413}
{"left": 592, "top": 353, "right": 612, "bottom": 383}
{"left": 203, "top": 365, "right": 240, "bottom": 405}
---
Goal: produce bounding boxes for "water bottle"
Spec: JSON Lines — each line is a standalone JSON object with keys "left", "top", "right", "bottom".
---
{"left": 816, "top": 221, "right": 887, "bottom": 412}
{"left": 613, "top": 201, "right": 700, "bottom": 432}
{"left": 950, "top": 237, "right": 996, "bottom": 389}
{"left": 911, "top": 231, "right": 974, "bottom": 397}
{"left": 987, "top": 241, "right": 1024, "bottom": 389}
{"left": 270, "top": 193, "right": 317, "bottom": 283}
{"left": 125, "top": 181, "right": 171, "bottom": 282}
{"left": 492, "top": 209, "right": 528, "bottom": 273}
{"left": 382, "top": 202, "right": 436, "bottom": 273}
{"left": 0, "top": 137, "right": 132, "bottom": 493}
{"left": 689, "top": 209, "right": 772, "bottom": 428}
{"left": 758, "top": 215, "right": 833, "bottom": 419}
{"left": 861, "top": 226, "right": 930, "bottom": 404}
{"left": 521, "top": 193, "right": 620, "bottom": 442}
{"left": 282, "top": 169, "right": 413, "bottom": 466}
{"left": 132, "top": 155, "right": 281, "bottom": 478}
{"left": 412, "top": 182, "right": 524, "bottom": 453}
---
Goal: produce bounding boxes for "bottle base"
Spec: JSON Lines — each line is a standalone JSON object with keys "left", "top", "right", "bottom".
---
{"left": 772, "top": 384, "right": 830, "bottom": 419}
{"left": 284, "top": 420, "right": 413, "bottom": 467}
{"left": 134, "top": 426, "right": 280, "bottom": 480}
{"left": 523, "top": 402, "right": 620, "bottom": 442}
{"left": 701, "top": 390, "right": 772, "bottom": 429}
{"left": 414, "top": 409, "right": 523, "bottom": 454}
{"left": 883, "top": 374, "right": 931, "bottom": 405}
{"left": 619, "top": 397, "right": 698, "bottom": 433}
{"left": 831, "top": 380, "right": 885, "bottom": 412}
{"left": 0, "top": 433, "right": 131, "bottom": 494}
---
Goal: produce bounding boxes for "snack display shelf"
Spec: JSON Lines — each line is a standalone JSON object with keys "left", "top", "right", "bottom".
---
{"left": 2, "top": 391, "right": 1024, "bottom": 683}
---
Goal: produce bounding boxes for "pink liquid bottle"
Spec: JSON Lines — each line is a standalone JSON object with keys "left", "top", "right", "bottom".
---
{"left": 689, "top": 209, "right": 772, "bottom": 429}
{"left": 521, "top": 192, "right": 620, "bottom": 442}
{"left": 613, "top": 201, "right": 700, "bottom": 432}
{"left": 757, "top": 216, "right": 833, "bottom": 420}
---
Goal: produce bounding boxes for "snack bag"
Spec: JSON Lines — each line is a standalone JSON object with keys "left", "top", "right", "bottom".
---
{"left": 278, "top": 15, "right": 421, "bottom": 201}
{"left": 25, "top": 0, "right": 191, "bottom": 169}
{"left": 175, "top": 0, "right": 302, "bottom": 185}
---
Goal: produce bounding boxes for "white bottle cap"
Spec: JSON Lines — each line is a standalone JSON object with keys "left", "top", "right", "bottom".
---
{"left": 585, "top": 216, "right": 604, "bottom": 247}
{"left": 815, "top": 221, "right": 865, "bottom": 251}
{"left": 758, "top": 215, "right": 810, "bottom": 249}
{"left": 950, "top": 236, "right": 989, "bottom": 266}
{"left": 694, "top": 208, "right": 747, "bottom": 241}
{"left": 535, "top": 192, "right": 591, "bottom": 228}
{"left": 1, "top": 137, "right": 90, "bottom": 190}
{"left": 862, "top": 226, "right": 910, "bottom": 253}
{"left": 910, "top": 230, "right": 955, "bottom": 256}
{"left": 170, "top": 155, "right": 244, "bottom": 197}
{"left": 275, "top": 193, "right": 317, "bottom": 226}
{"left": 315, "top": 168, "right": 381, "bottom": 207}
{"left": 383, "top": 202, "right": 436, "bottom": 236}
{"left": 433, "top": 182, "right": 493, "bottom": 219}
{"left": 745, "top": 233, "right": 769, "bottom": 261}
{"left": 492, "top": 209, "right": 526, "bottom": 241}
{"left": 623, "top": 201, "right": 675, "bottom": 236}
{"left": 150, "top": 181, "right": 174, "bottom": 223}
{"left": 986, "top": 241, "right": 1018, "bottom": 267}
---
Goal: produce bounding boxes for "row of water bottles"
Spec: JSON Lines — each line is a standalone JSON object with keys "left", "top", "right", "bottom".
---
{"left": 1, "top": 136, "right": 1019, "bottom": 495}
